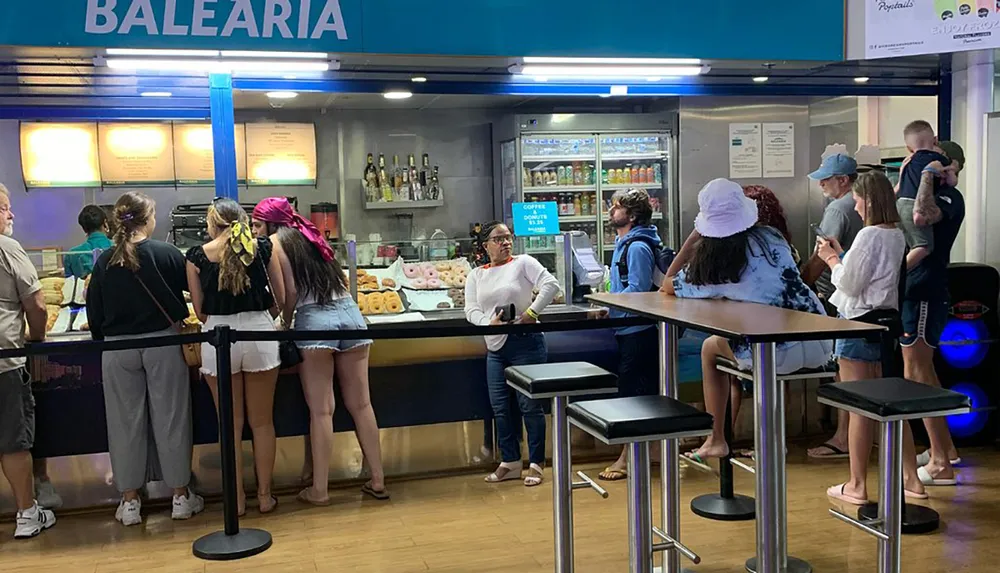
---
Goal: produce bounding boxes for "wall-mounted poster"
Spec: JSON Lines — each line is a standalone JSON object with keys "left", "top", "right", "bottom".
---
{"left": 173, "top": 123, "right": 248, "bottom": 185}
{"left": 98, "top": 123, "right": 175, "bottom": 186}
{"left": 20, "top": 123, "right": 101, "bottom": 188}
{"left": 246, "top": 123, "right": 317, "bottom": 186}
{"left": 865, "top": 0, "right": 1000, "bottom": 59}
{"left": 762, "top": 123, "right": 795, "bottom": 178}
{"left": 728, "top": 123, "right": 762, "bottom": 179}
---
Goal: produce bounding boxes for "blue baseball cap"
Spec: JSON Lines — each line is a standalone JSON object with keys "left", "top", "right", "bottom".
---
{"left": 808, "top": 154, "right": 858, "bottom": 180}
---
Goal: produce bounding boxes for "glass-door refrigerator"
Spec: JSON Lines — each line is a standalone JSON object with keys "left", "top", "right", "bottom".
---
{"left": 494, "top": 113, "right": 678, "bottom": 283}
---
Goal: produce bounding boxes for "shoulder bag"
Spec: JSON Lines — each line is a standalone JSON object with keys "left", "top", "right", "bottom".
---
{"left": 261, "top": 247, "right": 303, "bottom": 370}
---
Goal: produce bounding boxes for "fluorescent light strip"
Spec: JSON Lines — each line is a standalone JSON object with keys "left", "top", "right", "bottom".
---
{"left": 140, "top": 91, "right": 172, "bottom": 97}
{"left": 107, "top": 48, "right": 220, "bottom": 57}
{"left": 522, "top": 57, "right": 701, "bottom": 65}
{"left": 221, "top": 50, "right": 328, "bottom": 59}
{"left": 518, "top": 65, "right": 706, "bottom": 78}
{"left": 105, "top": 58, "right": 330, "bottom": 73}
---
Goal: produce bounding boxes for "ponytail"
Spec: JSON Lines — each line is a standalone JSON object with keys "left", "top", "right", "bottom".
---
{"left": 209, "top": 199, "right": 254, "bottom": 295}
{"left": 108, "top": 192, "right": 154, "bottom": 272}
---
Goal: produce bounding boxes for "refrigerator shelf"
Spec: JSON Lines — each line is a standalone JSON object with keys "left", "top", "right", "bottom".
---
{"left": 524, "top": 185, "right": 596, "bottom": 193}
{"left": 522, "top": 155, "right": 596, "bottom": 162}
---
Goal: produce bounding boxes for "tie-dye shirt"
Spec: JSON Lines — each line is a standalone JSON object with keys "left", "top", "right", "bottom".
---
{"left": 673, "top": 226, "right": 832, "bottom": 370}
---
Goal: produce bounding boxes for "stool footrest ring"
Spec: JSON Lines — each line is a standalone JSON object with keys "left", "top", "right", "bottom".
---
{"left": 652, "top": 526, "right": 701, "bottom": 564}
{"left": 829, "top": 508, "right": 890, "bottom": 541}
{"left": 679, "top": 454, "right": 715, "bottom": 475}
{"left": 730, "top": 458, "right": 756, "bottom": 475}
{"left": 572, "top": 471, "right": 609, "bottom": 498}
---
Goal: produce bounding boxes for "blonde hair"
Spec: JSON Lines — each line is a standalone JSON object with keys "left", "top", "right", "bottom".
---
{"left": 208, "top": 199, "right": 255, "bottom": 295}
{"left": 853, "top": 172, "right": 901, "bottom": 227}
{"left": 108, "top": 192, "right": 155, "bottom": 271}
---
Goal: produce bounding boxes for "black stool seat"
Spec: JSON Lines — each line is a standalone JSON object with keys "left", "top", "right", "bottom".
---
{"left": 505, "top": 362, "right": 617, "bottom": 398}
{"left": 715, "top": 356, "right": 838, "bottom": 377}
{"left": 818, "top": 378, "right": 970, "bottom": 419}
{"left": 569, "top": 396, "right": 713, "bottom": 445}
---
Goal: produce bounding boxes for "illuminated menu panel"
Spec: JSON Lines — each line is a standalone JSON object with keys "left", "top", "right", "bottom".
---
{"left": 246, "top": 123, "right": 317, "bottom": 186}
{"left": 98, "top": 123, "right": 175, "bottom": 186}
{"left": 173, "top": 123, "right": 248, "bottom": 185}
{"left": 20, "top": 123, "right": 101, "bottom": 188}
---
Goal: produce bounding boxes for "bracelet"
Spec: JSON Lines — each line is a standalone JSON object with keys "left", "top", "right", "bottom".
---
{"left": 525, "top": 308, "right": 540, "bottom": 320}
{"left": 922, "top": 167, "right": 940, "bottom": 175}
{"left": 825, "top": 256, "right": 840, "bottom": 267}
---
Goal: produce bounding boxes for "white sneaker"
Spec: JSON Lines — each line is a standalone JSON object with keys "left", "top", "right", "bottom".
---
{"left": 14, "top": 503, "right": 56, "bottom": 539}
{"left": 171, "top": 491, "right": 205, "bottom": 520}
{"left": 34, "top": 479, "right": 63, "bottom": 509}
{"left": 115, "top": 498, "right": 142, "bottom": 526}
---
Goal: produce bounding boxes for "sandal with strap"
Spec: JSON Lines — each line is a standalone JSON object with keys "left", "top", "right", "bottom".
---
{"left": 361, "top": 482, "right": 390, "bottom": 501}
{"left": 524, "top": 463, "right": 544, "bottom": 487}
{"left": 485, "top": 463, "right": 522, "bottom": 483}
{"left": 598, "top": 467, "right": 628, "bottom": 481}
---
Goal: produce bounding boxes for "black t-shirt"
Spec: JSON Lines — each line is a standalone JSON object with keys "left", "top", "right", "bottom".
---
{"left": 87, "top": 240, "right": 189, "bottom": 339}
{"left": 186, "top": 236, "right": 274, "bottom": 316}
{"left": 904, "top": 186, "right": 965, "bottom": 302}
{"left": 898, "top": 150, "right": 949, "bottom": 200}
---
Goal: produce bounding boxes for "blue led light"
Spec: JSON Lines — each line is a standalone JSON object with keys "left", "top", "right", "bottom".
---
{"left": 939, "top": 318, "right": 989, "bottom": 369}
{"left": 945, "top": 382, "right": 990, "bottom": 438}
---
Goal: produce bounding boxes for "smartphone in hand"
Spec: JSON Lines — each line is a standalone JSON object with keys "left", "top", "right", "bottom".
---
{"left": 810, "top": 223, "right": 830, "bottom": 241}
{"left": 494, "top": 304, "right": 516, "bottom": 323}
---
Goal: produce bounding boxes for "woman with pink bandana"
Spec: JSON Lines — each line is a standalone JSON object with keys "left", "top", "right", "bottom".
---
{"left": 252, "top": 198, "right": 387, "bottom": 504}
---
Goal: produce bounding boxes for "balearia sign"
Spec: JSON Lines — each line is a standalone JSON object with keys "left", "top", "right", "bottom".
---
{"left": 865, "top": 0, "right": 1000, "bottom": 58}
{"left": 84, "top": 0, "right": 348, "bottom": 41}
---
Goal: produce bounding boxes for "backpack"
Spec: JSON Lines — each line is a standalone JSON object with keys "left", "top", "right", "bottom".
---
{"left": 616, "top": 235, "right": 675, "bottom": 290}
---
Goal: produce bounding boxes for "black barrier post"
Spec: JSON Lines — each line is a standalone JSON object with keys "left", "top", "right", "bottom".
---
{"left": 193, "top": 325, "right": 273, "bottom": 560}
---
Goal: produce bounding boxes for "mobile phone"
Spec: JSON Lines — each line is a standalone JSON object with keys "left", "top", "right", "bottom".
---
{"left": 810, "top": 223, "right": 830, "bottom": 241}
{"left": 494, "top": 304, "right": 516, "bottom": 323}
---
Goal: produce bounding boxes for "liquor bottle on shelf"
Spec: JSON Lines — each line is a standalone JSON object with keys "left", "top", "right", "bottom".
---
{"left": 420, "top": 154, "right": 431, "bottom": 190}
{"left": 400, "top": 162, "right": 411, "bottom": 201}
{"left": 428, "top": 166, "right": 442, "bottom": 200}
{"left": 378, "top": 154, "right": 393, "bottom": 202}
{"left": 408, "top": 154, "right": 422, "bottom": 201}
{"left": 392, "top": 155, "right": 403, "bottom": 194}
{"left": 364, "top": 153, "right": 378, "bottom": 203}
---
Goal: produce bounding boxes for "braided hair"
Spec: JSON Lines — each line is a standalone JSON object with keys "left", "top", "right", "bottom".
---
{"left": 473, "top": 221, "right": 504, "bottom": 267}
{"left": 742, "top": 185, "right": 793, "bottom": 246}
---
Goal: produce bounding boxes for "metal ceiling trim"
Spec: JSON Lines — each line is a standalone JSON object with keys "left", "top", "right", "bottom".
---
{"left": 0, "top": 106, "right": 210, "bottom": 120}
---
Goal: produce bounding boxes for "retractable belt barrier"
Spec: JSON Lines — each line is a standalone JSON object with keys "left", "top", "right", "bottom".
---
{"left": 0, "top": 316, "right": 652, "bottom": 561}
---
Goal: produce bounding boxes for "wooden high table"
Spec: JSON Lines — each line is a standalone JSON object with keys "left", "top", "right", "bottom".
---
{"left": 587, "top": 292, "right": 884, "bottom": 573}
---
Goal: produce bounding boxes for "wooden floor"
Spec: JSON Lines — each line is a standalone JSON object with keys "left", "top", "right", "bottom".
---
{"left": 4, "top": 446, "right": 999, "bottom": 573}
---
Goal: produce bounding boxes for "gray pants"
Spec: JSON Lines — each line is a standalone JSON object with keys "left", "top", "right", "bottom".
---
{"left": 103, "top": 329, "right": 192, "bottom": 492}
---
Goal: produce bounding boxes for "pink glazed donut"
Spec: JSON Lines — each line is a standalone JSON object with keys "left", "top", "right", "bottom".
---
{"left": 426, "top": 278, "right": 443, "bottom": 289}
{"left": 423, "top": 267, "right": 439, "bottom": 280}
{"left": 411, "top": 278, "right": 428, "bottom": 289}
{"left": 403, "top": 263, "right": 420, "bottom": 278}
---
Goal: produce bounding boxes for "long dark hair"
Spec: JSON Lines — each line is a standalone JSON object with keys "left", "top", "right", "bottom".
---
{"left": 684, "top": 227, "right": 780, "bottom": 286}
{"left": 108, "top": 192, "right": 154, "bottom": 272}
{"left": 264, "top": 222, "right": 347, "bottom": 301}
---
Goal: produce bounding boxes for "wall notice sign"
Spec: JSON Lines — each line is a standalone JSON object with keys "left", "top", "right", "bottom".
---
{"left": 729, "top": 123, "right": 762, "bottom": 179}
{"left": 173, "top": 123, "right": 248, "bottom": 185}
{"left": 512, "top": 202, "right": 559, "bottom": 236}
{"left": 865, "top": 0, "right": 1000, "bottom": 58}
{"left": 246, "top": 123, "right": 317, "bottom": 186}
{"left": 762, "top": 123, "right": 795, "bottom": 178}
{"left": 20, "top": 123, "right": 101, "bottom": 188}
{"left": 98, "top": 123, "right": 175, "bottom": 186}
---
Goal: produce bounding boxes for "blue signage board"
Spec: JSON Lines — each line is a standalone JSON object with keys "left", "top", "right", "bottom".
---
{"left": 0, "top": 1, "right": 845, "bottom": 62}
{"left": 512, "top": 202, "right": 559, "bottom": 237}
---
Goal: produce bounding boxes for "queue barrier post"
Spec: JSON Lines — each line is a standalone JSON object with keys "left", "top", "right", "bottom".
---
{"left": 193, "top": 325, "right": 273, "bottom": 560}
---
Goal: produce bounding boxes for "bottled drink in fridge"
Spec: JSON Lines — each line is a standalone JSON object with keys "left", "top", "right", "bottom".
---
{"left": 523, "top": 167, "right": 532, "bottom": 187}
{"left": 653, "top": 163, "right": 662, "bottom": 183}
{"left": 601, "top": 169, "right": 608, "bottom": 184}
{"left": 557, "top": 165, "right": 567, "bottom": 186}
{"left": 581, "top": 192, "right": 590, "bottom": 216}
{"left": 572, "top": 163, "right": 582, "bottom": 185}
{"left": 573, "top": 195, "right": 582, "bottom": 216}
{"left": 638, "top": 165, "right": 647, "bottom": 184}
{"left": 533, "top": 170, "right": 544, "bottom": 187}
{"left": 622, "top": 166, "right": 631, "bottom": 185}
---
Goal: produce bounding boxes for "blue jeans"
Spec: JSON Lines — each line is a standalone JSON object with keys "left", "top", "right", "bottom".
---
{"left": 486, "top": 333, "right": 547, "bottom": 465}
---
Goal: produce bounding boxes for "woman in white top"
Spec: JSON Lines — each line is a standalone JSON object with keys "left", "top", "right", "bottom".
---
{"left": 464, "top": 221, "right": 561, "bottom": 486}
{"left": 817, "top": 172, "right": 924, "bottom": 504}
{"left": 252, "top": 198, "right": 386, "bottom": 505}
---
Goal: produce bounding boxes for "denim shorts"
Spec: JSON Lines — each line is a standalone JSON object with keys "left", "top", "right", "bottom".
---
{"left": 294, "top": 298, "right": 373, "bottom": 352}
{"left": 835, "top": 337, "right": 882, "bottom": 363}
{"left": 900, "top": 300, "right": 949, "bottom": 348}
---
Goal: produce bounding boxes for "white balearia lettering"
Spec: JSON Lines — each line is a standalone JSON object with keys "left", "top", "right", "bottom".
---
{"left": 119, "top": 0, "right": 158, "bottom": 35}
{"left": 311, "top": 0, "right": 347, "bottom": 40}
{"left": 222, "top": 0, "right": 260, "bottom": 38}
{"left": 264, "top": 0, "right": 294, "bottom": 39}
{"left": 85, "top": 0, "right": 118, "bottom": 34}
{"left": 163, "top": 0, "right": 189, "bottom": 36}
{"left": 192, "top": 0, "right": 219, "bottom": 37}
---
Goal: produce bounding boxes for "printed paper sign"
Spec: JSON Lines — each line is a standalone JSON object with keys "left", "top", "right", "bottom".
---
{"left": 729, "top": 123, "right": 762, "bottom": 179}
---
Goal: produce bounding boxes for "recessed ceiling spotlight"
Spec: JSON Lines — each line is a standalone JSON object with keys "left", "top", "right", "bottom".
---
{"left": 266, "top": 91, "right": 298, "bottom": 100}
{"left": 753, "top": 76, "right": 769, "bottom": 83}
{"left": 646, "top": 77, "right": 662, "bottom": 82}
{"left": 140, "top": 91, "right": 172, "bottom": 97}
{"left": 383, "top": 90, "right": 413, "bottom": 100}
{"left": 411, "top": 76, "right": 427, "bottom": 83}
{"left": 854, "top": 76, "right": 870, "bottom": 83}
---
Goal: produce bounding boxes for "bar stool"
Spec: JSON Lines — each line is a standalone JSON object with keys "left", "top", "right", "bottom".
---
{"left": 568, "top": 395, "right": 713, "bottom": 573}
{"left": 686, "top": 357, "right": 837, "bottom": 521}
{"left": 817, "top": 378, "right": 970, "bottom": 573}
{"left": 505, "top": 362, "right": 618, "bottom": 573}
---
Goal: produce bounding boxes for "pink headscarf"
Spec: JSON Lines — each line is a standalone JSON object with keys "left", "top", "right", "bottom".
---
{"left": 253, "top": 197, "right": 335, "bottom": 262}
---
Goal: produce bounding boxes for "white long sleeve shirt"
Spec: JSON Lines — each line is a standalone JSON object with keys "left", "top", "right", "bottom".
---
{"left": 464, "top": 255, "right": 561, "bottom": 351}
{"left": 829, "top": 225, "right": 906, "bottom": 319}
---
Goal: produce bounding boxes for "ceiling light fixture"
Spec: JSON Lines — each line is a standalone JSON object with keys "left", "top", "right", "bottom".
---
{"left": 140, "top": 91, "right": 172, "bottom": 97}
{"left": 854, "top": 76, "right": 870, "bottom": 83}
{"left": 753, "top": 76, "right": 769, "bottom": 83}
{"left": 515, "top": 65, "right": 707, "bottom": 79}
{"left": 220, "top": 50, "right": 328, "bottom": 59}
{"left": 411, "top": 76, "right": 427, "bottom": 83}
{"left": 610, "top": 85, "right": 629, "bottom": 96}
{"left": 383, "top": 90, "right": 413, "bottom": 100}
{"left": 266, "top": 91, "right": 299, "bottom": 100}
{"left": 522, "top": 57, "right": 702, "bottom": 65}
{"left": 104, "top": 58, "right": 331, "bottom": 73}
{"left": 646, "top": 77, "right": 662, "bottom": 82}
{"left": 106, "top": 48, "right": 220, "bottom": 57}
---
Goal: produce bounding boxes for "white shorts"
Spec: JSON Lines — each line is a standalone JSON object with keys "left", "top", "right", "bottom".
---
{"left": 734, "top": 339, "right": 833, "bottom": 374}
{"left": 200, "top": 311, "right": 280, "bottom": 377}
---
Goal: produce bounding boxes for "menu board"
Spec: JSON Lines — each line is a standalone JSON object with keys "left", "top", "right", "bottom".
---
{"left": 98, "top": 123, "right": 175, "bottom": 186}
{"left": 173, "top": 123, "right": 247, "bottom": 185}
{"left": 20, "top": 123, "right": 101, "bottom": 188}
{"left": 246, "top": 123, "right": 317, "bottom": 186}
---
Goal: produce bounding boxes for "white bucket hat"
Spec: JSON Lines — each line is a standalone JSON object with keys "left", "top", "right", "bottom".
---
{"left": 693, "top": 178, "right": 759, "bottom": 239}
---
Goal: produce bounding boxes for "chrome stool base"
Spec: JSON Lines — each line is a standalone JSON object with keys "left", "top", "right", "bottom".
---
{"left": 745, "top": 555, "right": 812, "bottom": 573}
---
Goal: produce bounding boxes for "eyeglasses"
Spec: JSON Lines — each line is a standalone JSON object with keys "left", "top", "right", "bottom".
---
{"left": 489, "top": 234, "right": 514, "bottom": 245}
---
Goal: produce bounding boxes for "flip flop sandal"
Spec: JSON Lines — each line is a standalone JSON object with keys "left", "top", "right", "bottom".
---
{"left": 361, "top": 483, "right": 390, "bottom": 501}
{"left": 258, "top": 494, "right": 278, "bottom": 514}
{"left": 916, "top": 450, "right": 961, "bottom": 467}
{"left": 918, "top": 465, "right": 957, "bottom": 486}
{"left": 905, "top": 489, "right": 929, "bottom": 500}
{"left": 808, "top": 442, "right": 850, "bottom": 459}
{"left": 485, "top": 465, "right": 522, "bottom": 483}
{"left": 297, "top": 488, "right": 332, "bottom": 506}
{"left": 826, "top": 483, "right": 868, "bottom": 506}
{"left": 524, "top": 464, "right": 544, "bottom": 487}
{"left": 598, "top": 467, "right": 628, "bottom": 481}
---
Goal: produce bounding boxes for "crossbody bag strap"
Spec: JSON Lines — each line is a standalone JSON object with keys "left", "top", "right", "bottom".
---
{"left": 134, "top": 273, "right": 177, "bottom": 329}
